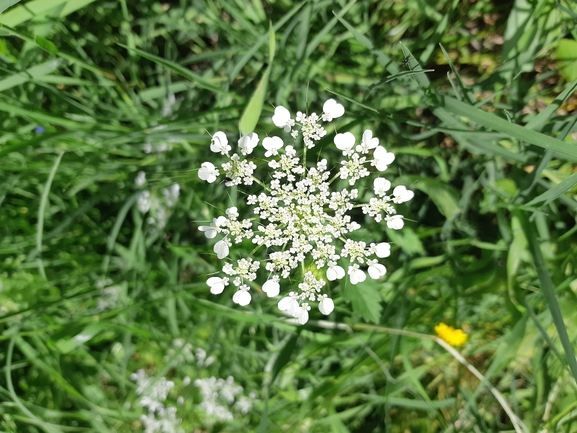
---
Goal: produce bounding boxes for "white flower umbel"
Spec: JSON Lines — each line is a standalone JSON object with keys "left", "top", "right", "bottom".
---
{"left": 198, "top": 98, "right": 413, "bottom": 324}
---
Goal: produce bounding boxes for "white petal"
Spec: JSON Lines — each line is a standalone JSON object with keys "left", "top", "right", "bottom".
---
{"left": 334, "top": 132, "right": 355, "bottom": 151}
{"left": 210, "top": 131, "right": 228, "bottom": 153}
{"left": 199, "top": 226, "right": 217, "bottom": 239}
{"left": 323, "top": 99, "right": 345, "bottom": 119}
{"left": 318, "top": 298, "right": 334, "bottom": 315}
{"left": 362, "top": 130, "right": 379, "bottom": 148}
{"left": 210, "top": 282, "right": 225, "bottom": 294}
{"left": 393, "top": 185, "right": 414, "bottom": 203}
{"left": 262, "top": 280, "right": 280, "bottom": 297}
{"left": 368, "top": 263, "right": 387, "bottom": 279}
{"left": 296, "top": 308, "right": 309, "bottom": 325}
{"left": 349, "top": 269, "right": 366, "bottom": 285}
{"left": 262, "top": 136, "right": 284, "bottom": 157}
{"left": 238, "top": 133, "right": 259, "bottom": 155}
{"left": 387, "top": 215, "right": 405, "bottom": 230}
{"left": 198, "top": 162, "right": 218, "bottom": 183}
{"left": 327, "top": 265, "right": 345, "bottom": 281}
{"left": 373, "top": 178, "right": 391, "bottom": 193}
{"left": 375, "top": 242, "right": 391, "bottom": 258}
{"left": 233, "top": 290, "right": 251, "bottom": 306}
{"left": 278, "top": 297, "right": 298, "bottom": 315}
{"left": 214, "top": 240, "right": 229, "bottom": 259}
{"left": 272, "top": 106, "right": 291, "bottom": 128}
{"left": 207, "top": 277, "right": 226, "bottom": 294}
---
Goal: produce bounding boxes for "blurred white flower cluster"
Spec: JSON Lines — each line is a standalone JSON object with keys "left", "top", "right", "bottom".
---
{"left": 135, "top": 171, "right": 180, "bottom": 232}
{"left": 198, "top": 99, "right": 413, "bottom": 324}
{"left": 163, "top": 338, "right": 215, "bottom": 367}
{"left": 194, "top": 376, "right": 257, "bottom": 421}
{"left": 131, "top": 369, "right": 183, "bottom": 433}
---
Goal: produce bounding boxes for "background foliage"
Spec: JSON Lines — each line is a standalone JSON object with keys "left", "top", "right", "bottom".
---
{"left": 1, "top": 0, "right": 577, "bottom": 431}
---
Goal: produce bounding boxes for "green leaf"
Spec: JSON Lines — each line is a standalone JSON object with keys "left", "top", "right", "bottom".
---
{"left": 343, "top": 282, "right": 382, "bottom": 324}
{"left": 0, "top": 59, "right": 62, "bottom": 92}
{"left": 556, "top": 39, "right": 577, "bottom": 82}
{"left": 0, "top": 0, "right": 96, "bottom": 26}
{"left": 440, "top": 95, "right": 577, "bottom": 160}
{"left": 35, "top": 35, "right": 58, "bottom": 54}
{"left": 525, "top": 172, "right": 577, "bottom": 207}
{"left": 239, "top": 25, "right": 275, "bottom": 136}
{"left": 519, "top": 212, "right": 577, "bottom": 384}
{"left": 270, "top": 332, "right": 299, "bottom": 386}
{"left": 410, "top": 177, "right": 461, "bottom": 220}
{"left": 119, "top": 44, "right": 229, "bottom": 95}
{"left": 0, "top": 0, "right": 20, "bottom": 15}
{"left": 54, "top": 323, "right": 107, "bottom": 354}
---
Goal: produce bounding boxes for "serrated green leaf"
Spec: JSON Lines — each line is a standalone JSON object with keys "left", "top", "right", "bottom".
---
{"left": 343, "top": 282, "right": 382, "bottom": 324}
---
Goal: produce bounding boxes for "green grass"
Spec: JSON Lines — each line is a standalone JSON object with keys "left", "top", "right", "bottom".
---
{"left": 1, "top": 0, "right": 577, "bottom": 432}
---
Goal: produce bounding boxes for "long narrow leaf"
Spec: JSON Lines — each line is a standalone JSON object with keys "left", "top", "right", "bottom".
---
{"left": 524, "top": 172, "right": 577, "bottom": 207}
{"left": 519, "top": 212, "right": 577, "bottom": 383}
{"left": 440, "top": 96, "right": 577, "bottom": 159}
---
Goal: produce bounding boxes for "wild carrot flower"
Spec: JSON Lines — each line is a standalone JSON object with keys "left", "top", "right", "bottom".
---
{"left": 198, "top": 99, "right": 413, "bottom": 324}
{"left": 434, "top": 323, "right": 468, "bottom": 347}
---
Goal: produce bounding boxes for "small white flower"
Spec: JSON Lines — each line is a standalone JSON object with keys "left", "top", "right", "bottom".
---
{"left": 278, "top": 292, "right": 299, "bottom": 316}
{"left": 372, "top": 146, "right": 395, "bottom": 171}
{"left": 322, "top": 99, "right": 345, "bottom": 121}
{"left": 207, "top": 276, "right": 229, "bottom": 294}
{"left": 262, "top": 279, "right": 280, "bottom": 297}
{"left": 334, "top": 132, "right": 356, "bottom": 155}
{"left": 318, "top": 295, "right": 334, "bottom": 315}
{"left": 356, "top": 130, "right": 379, "bottom": 153}
{"left": 367, "top": 261, "right": 387, "bottom": 279}
{"left": 199, "top": 162, "right": 219, "bottom": 183}
{"left": 348, "top": 265, "right": 366, "bottom": 285}
{"left": 386, "top": 215, "right": 405, "bottom": 230}
{"left": 295, "top": 303, "right": 311, "bottom": 324}
{"left": 135, "top": 171, "right": 146, "bottom": 187}
{"left": 374, "top": 242, "right": 391, "bottom": 258}
{"left": 373, "top": 178, "right": 391, "bottom": 196}
{"left": 392, "top": 185, "right": 414, "bottom": 203}
{"left": 226, "top": 206, "right": 239, "bottom": 219}
{"left": 262, "top": 136, "right": 284, "bottom": 157}
{"left": 199, "top": 216, "right": 227, "bottom": 239}
{"left": 137, "top": 190, "right": 151, "bottom": 213}
{"left": 210, "top": 131, "right": 231, "bottom": 155}
{"left": 238, "top": 133, "right": 259, "bottom": 155}
{"left": 272, "top": 106, "right": 292, "bottom": 132}
{"left": 326, "top": 265, "right": 345, "bottom": 281}
{"left": 232, "top": 286, "right": 251, "bottom": 306}
{"left": 214, "top": 239, "right": 230, "bottom": 259}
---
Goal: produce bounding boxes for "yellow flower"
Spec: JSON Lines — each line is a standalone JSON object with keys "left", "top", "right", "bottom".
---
{"left": 434, "top": 323, "right": 468, "bottom": 347}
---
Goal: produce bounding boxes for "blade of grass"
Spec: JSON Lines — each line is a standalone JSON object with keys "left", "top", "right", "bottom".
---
{"left": 0, "top": 0, "right": 20, "bottom": 15}
{"left": 6, "top": 332, "right": 61, "bottom": 433}
{"left": 35, "top": 151, "right": 64, "bottom": 280}
{"left": 0, "top": 59, "right": 62, "bottom": 92}
{"left": 439, "top": 95, "right": 577, "bottom": 160}
{"left": 118, "top": 44, "right": 229, "bottom": 95}
{"left": 518, "top": 211, "right": 577, "bottom": 383}
{"left": 524, "top": 172, "right": 577, "bottom": 207}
